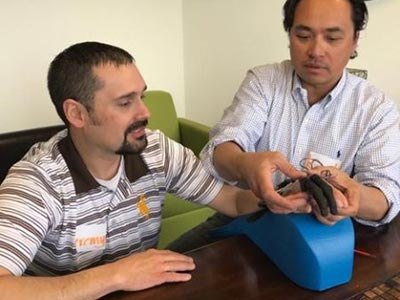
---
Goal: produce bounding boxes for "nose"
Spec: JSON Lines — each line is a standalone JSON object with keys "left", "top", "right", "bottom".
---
{"left": 137, "top": 99, "right": 151, "bottom": 120}
{"left": 307, "top": 37, "right": 325, "bottom": 59}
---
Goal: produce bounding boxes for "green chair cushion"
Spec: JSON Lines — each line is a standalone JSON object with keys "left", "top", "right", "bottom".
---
{"left": 145, "top": 90, "right": 180, "bottom": 142}
{"left": 161, "top": 193, "right": 206, "bottom": 219}
{"left": 157, "top": 207, "right": 215, "bottom": 249}
{"left": 179, "top": 118, "right": 210, "bottom": 157}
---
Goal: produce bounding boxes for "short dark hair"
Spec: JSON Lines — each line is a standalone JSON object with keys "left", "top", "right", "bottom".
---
{"left": 283, "top": 0, "right": 368, "bottom": 35}
{"left": 47, "top": 41, "right": 134, "bottom": 124}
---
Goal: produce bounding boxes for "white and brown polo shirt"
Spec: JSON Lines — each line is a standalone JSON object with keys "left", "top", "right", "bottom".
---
{"left": 0, "top": 129, "right": 223, "bottom": 276}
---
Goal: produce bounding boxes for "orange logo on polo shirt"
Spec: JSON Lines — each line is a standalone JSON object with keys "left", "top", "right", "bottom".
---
{"left": 75, "top": 223, "right": 107, "bottom": 252}
{"left": 138, "top": 194, "right": 150, "bottom": 219}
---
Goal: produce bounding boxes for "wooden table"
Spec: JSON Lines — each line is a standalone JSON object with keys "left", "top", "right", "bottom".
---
{"left": 102, "top": 215, "right": 400, "bottom": 300}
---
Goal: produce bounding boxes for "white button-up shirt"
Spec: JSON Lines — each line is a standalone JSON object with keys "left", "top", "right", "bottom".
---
{"left": 201, "top": 60, "right": 400, "bottom": 226}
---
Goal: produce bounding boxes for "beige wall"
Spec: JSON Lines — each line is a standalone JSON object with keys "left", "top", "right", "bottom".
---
{"left": 1, "top": 1, "right": 399, "bottom": 132}
{"left": 0, "top": 0, "right": 184, "bottom": 132}
{"left": 183, "top": 0, "right": 400, "bottom": 126}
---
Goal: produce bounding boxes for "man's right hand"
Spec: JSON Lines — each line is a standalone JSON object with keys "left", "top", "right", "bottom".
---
{"left": 111, "top": 249, "right": 195, "bottom": 291}
{"left": 238, "top": 151, "right": 310, "bottom": 214}
{"left": 214, "top": 143, "right": 309, "bottom": 214}
{"left": 0, "top": 249, "right": 195, "bottom": 300}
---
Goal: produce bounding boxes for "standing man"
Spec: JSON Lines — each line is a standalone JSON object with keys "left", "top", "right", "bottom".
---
{"left": 0, "top": 42, "right": 265, "bottom": 300}
{"left": 168, "top": 0, "right": 400, "bottom": 252}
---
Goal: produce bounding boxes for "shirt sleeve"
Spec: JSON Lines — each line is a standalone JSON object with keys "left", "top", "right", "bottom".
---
{"left": 0, "top": 162, "right": 53, "bottom": 275}
{"left": 200, "top": 68, "right": 272, "bottom": 180}
{"left": 159, "top": 131, "right": 224, "bottom": 205}
{"left": 353, "top": 98, "right": 400, "bottom": 226}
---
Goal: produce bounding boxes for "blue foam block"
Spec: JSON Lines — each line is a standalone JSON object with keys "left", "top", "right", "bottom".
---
{"left": 211, "top": 212, "right": 354, "bottom": 291}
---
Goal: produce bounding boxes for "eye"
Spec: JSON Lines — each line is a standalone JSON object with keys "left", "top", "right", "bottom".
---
{"left": 326, "top": 35, "right": 342, "bottom": 42}
{"left": 296, "top": 34, "right": 311, "bottom": 41}
{"left": 327, "top": 37, "right": 338, "bottom": 42}
{"left": 118, "top": 100, "right": 130, "bottom": 107}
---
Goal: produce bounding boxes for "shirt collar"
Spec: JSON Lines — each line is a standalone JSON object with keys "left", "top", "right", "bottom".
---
{"left": 326, "top": 69, "right": 347, "bottom": 108}
{"left": 291, "top": 68, "right": 348, "bottom": 109}
{"left": 291, "top": 71, "right": 309, "bottom": 108}
{"left": 58, "top": 134, "right": 149, "bottom": 194}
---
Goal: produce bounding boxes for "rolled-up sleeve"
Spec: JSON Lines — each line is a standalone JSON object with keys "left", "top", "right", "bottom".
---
{"left": 353, "top": 99, "right": 400, "bottom": 226}
{"left": 200, "top": 69, "right": 271, "bottom": 181}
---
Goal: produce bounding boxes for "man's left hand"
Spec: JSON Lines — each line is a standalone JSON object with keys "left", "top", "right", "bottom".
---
{"left": 307, "top": 166, "right": 361, "bottom": 225}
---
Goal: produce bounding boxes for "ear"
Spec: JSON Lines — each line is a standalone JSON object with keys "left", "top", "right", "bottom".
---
{"left": 63, "top": 99, "right": 88, "bottom": 128}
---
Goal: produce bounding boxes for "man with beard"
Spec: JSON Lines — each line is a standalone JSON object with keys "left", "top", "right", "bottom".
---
{"left": 0, "top": 42, "right": 270, "bottom": 300}
{"left": 168, "top": 0, "right": 400, "bottom": 253}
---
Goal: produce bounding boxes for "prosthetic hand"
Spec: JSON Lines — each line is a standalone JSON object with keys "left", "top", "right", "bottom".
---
{"left": 278, "top": 175, "right": 337, "bottom": 217}
{"left": 300, "top": 175, "right": 337, "bottom": 217}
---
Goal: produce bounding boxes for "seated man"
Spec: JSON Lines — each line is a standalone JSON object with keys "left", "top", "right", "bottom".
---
{"left": 0, "top": 41, "right": 272, "bottom": 300}
{"left": 168, "top": 0, "right": 400, "bottom": 253}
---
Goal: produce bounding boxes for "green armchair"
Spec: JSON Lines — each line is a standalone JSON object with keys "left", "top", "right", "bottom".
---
{"left": 144, "top": 90, "right": 215, "bottom": 249}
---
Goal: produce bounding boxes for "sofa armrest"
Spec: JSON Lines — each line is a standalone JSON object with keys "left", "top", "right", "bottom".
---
{"left": 178, "top": 118, "right": 210, "bottom": 157}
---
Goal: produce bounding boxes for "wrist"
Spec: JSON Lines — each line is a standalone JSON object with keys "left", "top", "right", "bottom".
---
{"left": 105, "top": 260, "right": 126, "bottom": 292}
{"left": 84, "top": 261, "right": 125, "bottom": 297}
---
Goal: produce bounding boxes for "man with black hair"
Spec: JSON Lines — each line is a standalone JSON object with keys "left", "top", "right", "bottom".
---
{"left": 168, "top": 0, "right": 400, "bottom": 253}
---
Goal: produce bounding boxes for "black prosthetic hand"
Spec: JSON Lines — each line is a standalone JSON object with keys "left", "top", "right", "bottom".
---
{"left": 300, "top": 174, "right": 337, "bottom": 217}
{"left": 247, "top": 174, "right": 337, "bottom": 222}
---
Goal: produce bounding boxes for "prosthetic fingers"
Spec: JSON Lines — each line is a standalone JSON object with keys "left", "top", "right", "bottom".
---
{"left": 277, "top": 175, "right": 337, "bottom": 217}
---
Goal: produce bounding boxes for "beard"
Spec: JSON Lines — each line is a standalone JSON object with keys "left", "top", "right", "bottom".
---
{"left": 115, "top": 119, "right": 148, "bottom": 155}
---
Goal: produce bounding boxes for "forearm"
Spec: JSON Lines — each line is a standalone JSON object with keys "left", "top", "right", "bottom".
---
{"left": 213, "top": 142, "right": 246, "bottom": 181}
{"left": 235, "top": 189, "right": 263, "bottom": 215}
{"left": 208, "top": 184, "right": 261, "bottom": 217}
{"left": 357, "top": 184, "right": 389, "bottom": 221}
{"left": 0, "top": 263, "right": 121, "bottom": 300}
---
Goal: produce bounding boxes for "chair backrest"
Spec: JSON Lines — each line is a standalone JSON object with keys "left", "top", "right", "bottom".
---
{"left": 144, "top": 90, "right": 181, "bottom": 142}
{"left": 0, "top": 125, "right": 65, "bottom": 183}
